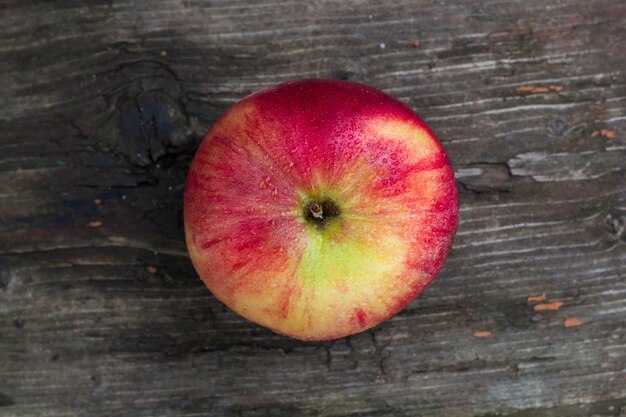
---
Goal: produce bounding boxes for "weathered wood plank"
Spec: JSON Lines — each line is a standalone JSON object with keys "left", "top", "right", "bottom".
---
{"left": 1, "top": 0, "right": 625, "bottom": 416}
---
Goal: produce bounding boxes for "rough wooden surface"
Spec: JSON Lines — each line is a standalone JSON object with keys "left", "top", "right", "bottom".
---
{"left": 1, "top": 0, "right": 625, "bottom": 416}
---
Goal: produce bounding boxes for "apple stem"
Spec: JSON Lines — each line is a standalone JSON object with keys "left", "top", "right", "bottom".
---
{"left": 310, "top": 202, "right": 324, "bottom": 219}
{"left": 303, "top": 199, "right": 339, "bottom": 228}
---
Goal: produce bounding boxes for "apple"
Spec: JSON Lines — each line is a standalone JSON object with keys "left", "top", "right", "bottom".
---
{"left": 184, "top": 79, "right": 458, "bottom": 341}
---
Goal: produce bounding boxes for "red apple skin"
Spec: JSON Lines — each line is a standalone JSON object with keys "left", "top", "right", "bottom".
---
{"left": 185, "top": 79, "right": 458, "bottom": 341}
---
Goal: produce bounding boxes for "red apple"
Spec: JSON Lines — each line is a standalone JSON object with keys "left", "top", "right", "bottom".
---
{"left": 184, "top": 79, "right": 458, "bottom": 341}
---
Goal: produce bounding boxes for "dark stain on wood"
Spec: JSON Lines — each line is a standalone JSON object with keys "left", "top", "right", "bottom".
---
{"left": 1, "top": 0, "right": 625, "bottom": 416}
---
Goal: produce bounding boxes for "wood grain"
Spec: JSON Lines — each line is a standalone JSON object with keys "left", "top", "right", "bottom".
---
{"left": 1, "top": 0, "right": 625, "bottom": 416}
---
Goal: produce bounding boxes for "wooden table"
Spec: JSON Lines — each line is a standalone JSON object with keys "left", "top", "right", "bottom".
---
{"left": 1, "top": 1, "right": 625, "bottom": 416}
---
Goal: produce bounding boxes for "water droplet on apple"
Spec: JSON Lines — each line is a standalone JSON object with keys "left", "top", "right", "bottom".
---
{"left": 390, "top": 153, "right": 397, "bottom": 160}
{"left": 246, "top": 206, "right": 255, "bottom": 214}
{"left": 382, "top": 157, "right": 388, "bottom": 163}
{"left": 390, "top": 168, "right": 397, "bottom": 175}
{"left": 282, "top": 162, "right": 294, "bottom": 173}
{"left": 259, "top": 176, "right": 271, "bottom": 189}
